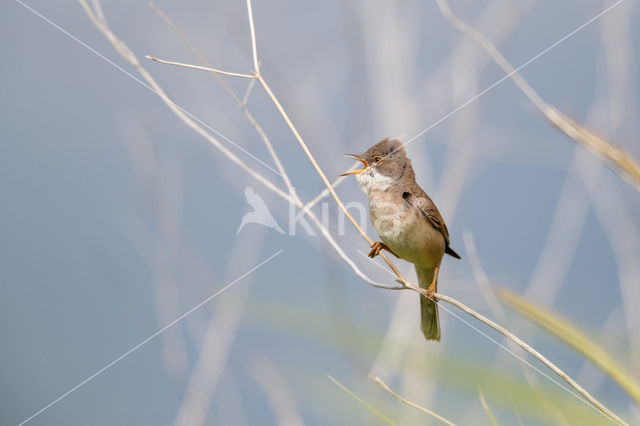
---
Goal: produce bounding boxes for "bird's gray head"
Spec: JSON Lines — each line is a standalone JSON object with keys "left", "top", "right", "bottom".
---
{"left": 341, "top": 138, "right": 415, "bottom": 195}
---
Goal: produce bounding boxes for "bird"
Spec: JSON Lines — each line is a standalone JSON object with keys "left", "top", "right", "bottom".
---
{"left": 236, "top": 186, "right": 285, "bottom": 235}
{"left": 341, "top": 138, "right": 460, "bottom": 340}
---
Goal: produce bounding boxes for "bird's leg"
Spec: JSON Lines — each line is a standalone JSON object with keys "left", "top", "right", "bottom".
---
{"left": 425, "top": 265, "right": 439, "bottom": 301}
{"left": 368, "top": 241, "right": 400, "bottom": 258}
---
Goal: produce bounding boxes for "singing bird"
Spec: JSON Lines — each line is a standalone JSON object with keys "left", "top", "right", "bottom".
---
{"left": 342, "top": 138, "right": 460, "bottom": 340}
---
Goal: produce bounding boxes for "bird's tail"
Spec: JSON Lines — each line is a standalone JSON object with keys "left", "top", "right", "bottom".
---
{"left": 415, "top": 265, "right": 440, "bottom": 341}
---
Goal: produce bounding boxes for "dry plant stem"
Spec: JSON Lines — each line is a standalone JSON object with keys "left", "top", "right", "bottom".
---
{"left": 434, "top": 291, "right": 627, "bottom": 426}
{"left": 302, "top": 171, "right": 352, "bottom": 213}
{"left": 245, "top": 0, "right": 260, "bottom": 73}
{"left": 254, "top": 73, "right": 408, "bottom": 285}
{"left": 369, "top": 376, "right": 456, "bottom": 426}
{"left": 145, "top": 56, "right": 255, "bottom": 79}
{"left": 435, "top": 0, "right": 640, "bottom": 191}
{"left": 148, "top": 4, "right": 297, "bottom": 196}
{"left": 77, "top": 0, "right": 289, "bottom": 205}
{"left": 245, "top": 2, "right": 402, "bottom": 282}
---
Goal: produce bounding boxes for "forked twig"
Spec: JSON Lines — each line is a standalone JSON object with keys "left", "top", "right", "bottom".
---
{"left": 145, "top": 56, "right": 254, "bottom": 79}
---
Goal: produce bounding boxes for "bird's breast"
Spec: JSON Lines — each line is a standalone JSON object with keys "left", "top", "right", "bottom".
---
{"left": 369, "top": 196, "right": 444, "bottom": 268}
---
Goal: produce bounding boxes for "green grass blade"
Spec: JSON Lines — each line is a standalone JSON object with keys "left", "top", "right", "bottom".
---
{"left": 328, "top": 375, "right": 397, "bottom": 425}
{"left": 479, "top": 388, "right": 499, "bottom": 426}
{"left": 500, "top": 290, "right": 640, "bottom": 404}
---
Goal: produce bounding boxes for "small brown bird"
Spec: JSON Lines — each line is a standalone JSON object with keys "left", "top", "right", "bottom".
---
{"left": 342, "top": 138, "right": 460, "bottom": 340}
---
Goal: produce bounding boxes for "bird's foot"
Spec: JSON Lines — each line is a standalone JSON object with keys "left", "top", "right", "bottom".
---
{"left": 368, "top": 242, "right": 400, "bottom": 258}
{"left": 368, "top": 242, "right": 384, "bottom": 258}
{"left": 425, "top": 279, "right": 437, "bottom": 301}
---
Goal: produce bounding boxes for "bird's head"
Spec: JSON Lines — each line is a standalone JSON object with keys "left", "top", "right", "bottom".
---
{"left": 341, "top": 138, "right": 414, "bottom": 194}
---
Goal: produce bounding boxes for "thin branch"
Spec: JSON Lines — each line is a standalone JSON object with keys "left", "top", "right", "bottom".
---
{"left": 369, "top": 376, "right": 456, "bottom": 426}
{"left": 254, "top": 73, "right": 408, "bottom": 285}
{"left": 435, "top": 0, "right": 640, "bottom": 191}
{"left": 301, "top": 168, "right": 353, "bottom": 214}
{"left": 77, "top": 0, "right": 287, "bottom": 197}
{"left": 250, "top": 5, "right": 405, "bottom": 280}
{"left": 148, "top": 5, "right": 295, "bottom": 195}
{"left": 245, "top": 0, "right": 260, "bottom": 73}
{"left": 145, "top": 55, "right": 255, "bottom": 79}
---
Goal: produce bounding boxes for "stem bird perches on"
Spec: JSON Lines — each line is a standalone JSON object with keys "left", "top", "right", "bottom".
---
{"left": 84, "top": 0, "right": 626, "bottom": 423}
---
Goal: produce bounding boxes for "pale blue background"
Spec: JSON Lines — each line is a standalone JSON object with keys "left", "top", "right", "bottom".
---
{"left": 1, "top": 0, "right": 639, "bottom": 425}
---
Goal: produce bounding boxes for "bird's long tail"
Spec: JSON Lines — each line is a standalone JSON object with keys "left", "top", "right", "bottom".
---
{"left": 415, "top": 265, "right": 440, "bottom": 341}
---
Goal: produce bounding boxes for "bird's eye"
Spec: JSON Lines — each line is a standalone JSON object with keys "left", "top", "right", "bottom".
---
{"left": 373, "top": 156, "right": 382, "bottom": 164}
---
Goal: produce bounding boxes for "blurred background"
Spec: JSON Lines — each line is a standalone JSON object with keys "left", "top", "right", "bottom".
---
{"left": 2, "top": 0, "right": 639, "bottom": 424}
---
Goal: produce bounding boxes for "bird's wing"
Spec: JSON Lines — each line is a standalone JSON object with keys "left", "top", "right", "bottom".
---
{"left": 403, "top": 188, "right": 461, "bottom": 259}
{"left": 402, "top": 188, "right": 450, "bottom": 247}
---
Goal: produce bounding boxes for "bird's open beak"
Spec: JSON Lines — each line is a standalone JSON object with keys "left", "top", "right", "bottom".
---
{"left": 340, "top": 154, "right": 369, "bottom": 176}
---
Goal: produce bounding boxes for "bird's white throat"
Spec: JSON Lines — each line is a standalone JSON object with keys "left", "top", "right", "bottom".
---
{"left": 355, "top": 169, "right": 393, "bottom": 195}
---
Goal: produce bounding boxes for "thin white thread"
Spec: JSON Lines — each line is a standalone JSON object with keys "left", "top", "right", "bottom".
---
{"left": 17, "top": 250, "right": 283, "bottom": 425}
{"left": 13, "top": 0, "right": 282, "bottom": 177}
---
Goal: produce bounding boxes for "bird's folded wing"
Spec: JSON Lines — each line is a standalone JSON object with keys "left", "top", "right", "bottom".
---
{"left": 402, "top": 190, "right": 451, "bottom": 247}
